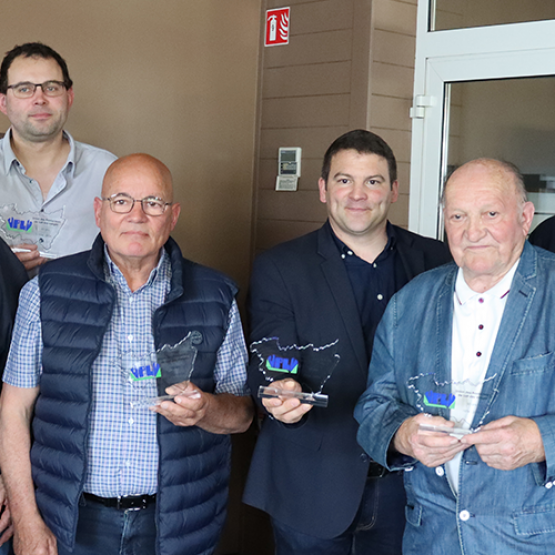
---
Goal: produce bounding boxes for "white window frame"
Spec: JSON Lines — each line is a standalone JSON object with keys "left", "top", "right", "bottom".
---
{"left": 409, "top": 3, "right": 555, "bottom": 238}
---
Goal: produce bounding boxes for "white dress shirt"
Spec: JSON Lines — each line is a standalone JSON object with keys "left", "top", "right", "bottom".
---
{"left": 445, "top": 260, "right": 519, "bottom": 492}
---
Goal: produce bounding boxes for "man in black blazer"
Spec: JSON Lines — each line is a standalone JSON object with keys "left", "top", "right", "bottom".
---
{"left": 243, "top": 130, "right": 451, "bottom": 554}
{"left": 0, "top": 237, "right": 27, "bottom": 550}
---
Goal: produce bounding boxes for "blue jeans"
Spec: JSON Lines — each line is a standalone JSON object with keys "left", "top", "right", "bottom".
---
{"left": 0, "top": 539, "right": 12, "bottom": 555}
{"left": 272, "top": 471, "right": 406, "bottom": 555}
{"left": 57, "top": 496, "right": 156, "bottom": 555}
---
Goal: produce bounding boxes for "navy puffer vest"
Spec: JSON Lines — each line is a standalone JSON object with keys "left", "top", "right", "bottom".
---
{"left": 34, "top": 236, "right": 237, "bottom": 555}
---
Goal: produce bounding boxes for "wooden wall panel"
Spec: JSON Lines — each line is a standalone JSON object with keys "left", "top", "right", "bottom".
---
{"left": 263, "top": 61, "right": 352, "bottom": 98}
{"left": 253, "top": 0, "right": 418, "bottom": 252}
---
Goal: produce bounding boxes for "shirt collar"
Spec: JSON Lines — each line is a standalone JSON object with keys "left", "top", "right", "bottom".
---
{"left": 327, "top": 220, "right": 396, "bottom": 257}
{"left": 455, "top": 258, "right": 519, "bottom": 305}
{"left": 103, "top": 246, "right": 170, "bottom": 293}
{"left": 2, "top": 128, "right": 75, "bottom": 176}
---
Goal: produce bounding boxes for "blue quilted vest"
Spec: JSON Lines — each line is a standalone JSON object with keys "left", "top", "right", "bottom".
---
{"left": 34, "top": 236, "right": 237, "bottom": 555}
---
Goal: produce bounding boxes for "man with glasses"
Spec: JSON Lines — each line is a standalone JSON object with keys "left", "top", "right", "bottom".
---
{"left": 0, "top": 42, "right": 116, "bottom": 273}
{"left": 0, "top": 154, "right": 253, "bottom": 555}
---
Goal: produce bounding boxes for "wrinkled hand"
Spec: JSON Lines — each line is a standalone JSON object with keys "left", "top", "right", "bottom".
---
{"left": 461, "top": 416, "right": 545, "bottom": 470}
{"left": 13, "top": 244, "right": 47, "bottom": 272}
{"left": 393, "top": 414, "right": 469, "bottom": 467}
{"left": 152, "top": 381, "right": 207, "bottom": 427}
{"left": 13, "top": 517, "right": 57, "bottom": 555}
{"left": 261, "top": 379, "right": 312, "bottom": 424}
{"left": 0, "top": 476, "right": 12, "bottom": 546}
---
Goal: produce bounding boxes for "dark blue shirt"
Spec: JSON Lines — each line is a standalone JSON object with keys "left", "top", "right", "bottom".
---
{"left": 328, "top": 221, "right": 408, "bottom": 357}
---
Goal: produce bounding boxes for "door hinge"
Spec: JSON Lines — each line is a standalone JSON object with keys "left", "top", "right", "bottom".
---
{"left": 410, "top": 95, "right": 436, "bottom": 119}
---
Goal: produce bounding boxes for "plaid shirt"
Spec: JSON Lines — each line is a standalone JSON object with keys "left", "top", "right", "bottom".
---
{"left": 4, "top": 248, "right": 248, "bottom": 497}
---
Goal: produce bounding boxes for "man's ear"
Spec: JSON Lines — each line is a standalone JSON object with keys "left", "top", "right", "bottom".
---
{"left": 318, "top": 177, "right": 327, "bottom": 204}
{"left": 66, "top": 87, "right": 75, "bottom": 109}
{"left": 0, "top": 94, "right": 8, "bottom": 116}
{"left": 170, "top": 202, "right": 181, "bottom": 231}
{"left": 93, "top": 197, "right": 103, "bottom": 228}
{"left": 522, "top": 201, "right": 535, "bottom": 236}
{"left": 390, "top": 180, "right": 399, "bottom": 203}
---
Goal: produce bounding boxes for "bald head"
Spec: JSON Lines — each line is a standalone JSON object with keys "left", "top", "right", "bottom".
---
{"left": 102, "top": 153, "right": 174, "bottom": 201}
{"left": 443, "top": 158, "right": 527, "bottom": 207}
{"left": 442, "top": 158, "right": 535, "bottom": 292}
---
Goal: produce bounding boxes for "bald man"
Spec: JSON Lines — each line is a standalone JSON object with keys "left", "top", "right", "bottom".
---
{"left": 0, "top": 154, "right": 253, "bottom": 555}
{"left": 355, "top": 158, "right": 555, "bottom": 555}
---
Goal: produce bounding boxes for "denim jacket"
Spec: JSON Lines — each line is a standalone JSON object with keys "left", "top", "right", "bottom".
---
{"left": 355, "top": 242, "right": 555, "bottom": 555}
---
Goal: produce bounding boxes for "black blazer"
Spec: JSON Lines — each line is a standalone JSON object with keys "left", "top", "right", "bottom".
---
{"left": 529, "top": 216, "right": 555, "bottom": 253}
{"left": 243, "top": 222, "right": 451, "bottom": 538}
{"left": 0, "top": 238, "right": 28, "bottom": 373}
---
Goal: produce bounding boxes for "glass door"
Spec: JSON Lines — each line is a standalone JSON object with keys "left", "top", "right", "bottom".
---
{"left": 409, "top": 1, "right": 555, "bottom": 238}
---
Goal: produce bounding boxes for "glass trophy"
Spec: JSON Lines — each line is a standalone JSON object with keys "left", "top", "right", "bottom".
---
{"left": 131, "top": 331, "right": 202, "bottom": 408}
{"left": 408, "top": 371, "right": 493, "bottom": 436}
{"left": 251, "top": 337, "right": 340, "bottom": 408}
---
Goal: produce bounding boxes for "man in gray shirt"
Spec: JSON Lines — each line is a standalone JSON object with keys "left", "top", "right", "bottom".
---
{"left": 0, "top": 42, "right": 116, "bottom": 272}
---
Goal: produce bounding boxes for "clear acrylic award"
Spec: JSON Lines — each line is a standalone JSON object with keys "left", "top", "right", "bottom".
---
{"left": 131, "top": 331, "right": 203, "bottom": 408}
{"left": 251, "top": 337, "right": 340, "bottom": 408}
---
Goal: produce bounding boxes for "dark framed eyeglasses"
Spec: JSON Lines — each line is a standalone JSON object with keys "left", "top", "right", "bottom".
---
{"left": 102, "top": 193, "right": 172, "bottom": 216}
{"left": 6, "top": 80, "right": 68, "bottom": 99}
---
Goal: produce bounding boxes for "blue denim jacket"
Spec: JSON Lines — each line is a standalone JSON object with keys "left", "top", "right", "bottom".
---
{"left": 355, "top": 242, "right": 555, "bottom": 555}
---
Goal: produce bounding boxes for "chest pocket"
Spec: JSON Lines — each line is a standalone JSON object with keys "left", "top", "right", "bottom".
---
{"left": 505, "top": 352, "right": 555, "bottom": 416}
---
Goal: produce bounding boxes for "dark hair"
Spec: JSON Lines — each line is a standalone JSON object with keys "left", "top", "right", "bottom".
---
{"left": 321, "top": 129, "right": 397, "bottom": 185}
{"left": 0, "top": 42, "right": 73, "bottom": 94}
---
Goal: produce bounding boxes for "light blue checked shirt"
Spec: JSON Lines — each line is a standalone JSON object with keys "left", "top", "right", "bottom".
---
{"left": 4, "top": 248, "right": 248, "bottom": 497}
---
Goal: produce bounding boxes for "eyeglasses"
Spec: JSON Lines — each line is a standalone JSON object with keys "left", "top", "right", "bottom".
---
{"left": 102, "top": 193, "right": 172, "bottom": 216}
{"left": 6, "top": 80, "right": 68, "bottom": 99}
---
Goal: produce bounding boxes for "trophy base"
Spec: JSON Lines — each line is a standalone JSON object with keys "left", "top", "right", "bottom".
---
{"left": 258, "top": 385, "right": 328, "bottom": 408}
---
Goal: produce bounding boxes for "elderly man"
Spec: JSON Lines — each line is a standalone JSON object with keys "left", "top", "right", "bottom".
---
{"left": 0, "top": 42, "right": 116, "bottom": 272}
{"left": 355, "top": 158, "right": 555, "bottom": 554}
{"left": 0, "top": 154, "right": 253, "bottom": 555}
{"left": 243, "top": 130, "right": 450, "bottom": 554}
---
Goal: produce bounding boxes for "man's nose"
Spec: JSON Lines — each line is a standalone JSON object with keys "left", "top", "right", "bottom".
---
{"left": 128, "top": 200, "right": 148, "bottom": 219}
{"left": 32, "top": 86, "right": 47, "bottom": 103}
{"left": 349, "top": 181, "right": 367, "bottom": 200}
{"left": 465, "top": 217, "right": 485, "bottom": 240}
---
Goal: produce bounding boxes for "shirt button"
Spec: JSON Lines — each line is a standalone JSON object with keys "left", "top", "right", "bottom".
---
{"left": 435, "top": 466, "right": 445, "bottom": 477}
{"left": 377, "top": 294, "right": 384, "bottom": 301}
{"left": 546, "top": 481, "right": 553, "bottom": 489}
{"left": 478, "top": 324, "right": 484, "bottom": 330}
{"left": 476, "top": 352, "right": 482, "bottom": 357}
{"left": 373, "top": 263, "right": 377, "bottom": 268}
{"left": 478, "top": 298, "right": 484, "bottom": 303}
{"left": 129, "top": 418, "right": 134, "bottom": 425}
{"left": 341, "top": 254, "right": 346, "bottom": 259}
{"left": 347, "top": 251, "right": 353, "bottom": 256}
{"left": 128, "top": 335, "right": 133, "bottom": 342}
{"left": 459, "top": 510, "right": 470, "bottom": 521}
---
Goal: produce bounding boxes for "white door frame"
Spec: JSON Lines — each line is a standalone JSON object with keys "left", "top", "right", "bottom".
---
{"left": 409, "top": 3, "right": 555, "bottom": 238}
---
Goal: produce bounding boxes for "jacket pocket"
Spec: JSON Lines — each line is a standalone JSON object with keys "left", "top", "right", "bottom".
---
{"left": 514, "top": 505, "right": 555, "bottom": 536}
{"left": 510, "top": 351, "right": 555, "bottom": 375}
{"left": 266, "top": 417, "right": 323, "bottom": 451}
{"left": 405, "top": 502, "right": 423, "bottom": 527}
{"left": 506, "top": 352, "right": 555, "bottom": 415}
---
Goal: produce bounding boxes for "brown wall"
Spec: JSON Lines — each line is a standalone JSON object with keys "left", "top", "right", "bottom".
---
{"left": 0, "top": 0, "right": 261, "bottom": 297}
{"left": 253, "top": 0, "right": 417, "bottom": 256}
